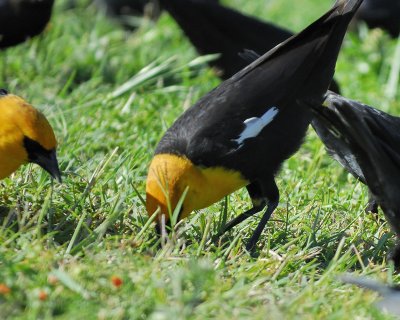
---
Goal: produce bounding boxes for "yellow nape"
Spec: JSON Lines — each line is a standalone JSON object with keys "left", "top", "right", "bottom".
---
{"left": 0, "top": 93, "right": 57, "bottom": 179}
{"left": 146, "top": 153, "right": 249, "bottom": 221}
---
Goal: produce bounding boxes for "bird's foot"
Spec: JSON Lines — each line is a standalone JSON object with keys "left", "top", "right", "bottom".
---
{"left": 388, "top": 244, "right": 400, "bottom": 270}
{"left": 245, "top": 239, "right": 260, "bottom": 258}
{"left": 365, "top": 199, "right": 379, "bottom": 214}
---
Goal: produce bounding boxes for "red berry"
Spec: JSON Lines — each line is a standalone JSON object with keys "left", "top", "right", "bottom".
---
{"left": 111, "top": 276, "right": 123, "bottom": 288}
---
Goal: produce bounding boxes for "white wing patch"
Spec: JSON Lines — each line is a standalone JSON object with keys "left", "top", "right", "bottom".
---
{"left": 233, "top": 107, "right": 279, "bottom": 146}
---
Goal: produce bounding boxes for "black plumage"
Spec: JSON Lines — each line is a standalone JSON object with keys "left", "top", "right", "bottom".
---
{"left": 354, "top": 0, "right": 400, "bottom": 37}
{"left": 311, "top": 92, "right": 388, "bottom": 212}
{"left": 95, "top": 0, "right": 161, "bottom": 30}
{"left": 162, "top": 0, "right": 291, "bottom": 80}
{"left": 309, "top": 93, "right": 400, "bottom": 265}
{"left": 162, "top": 0, "right": 340, "bottom": 93}
{"left": 95, "top": 0, "right": 219, "bottom": 31}
{"left": 146, "top": 0, "right": 363, "bottom": 252}
{"left": 238, "top": 53, "right": 379, "bottom": 212}
{"left": 0, "top": 0, "right": 54, "bottom": 49}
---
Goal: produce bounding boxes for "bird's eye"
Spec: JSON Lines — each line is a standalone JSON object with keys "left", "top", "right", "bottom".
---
{"left": 0, "top": 89, "right": 9, "bottom": 96}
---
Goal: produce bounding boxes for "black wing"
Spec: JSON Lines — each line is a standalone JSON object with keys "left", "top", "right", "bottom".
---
{"left": 312, "top": 92, "right": 400, "bottom": 183}
{"left": 311, "top": 93, "right": 400, "bottom": 235}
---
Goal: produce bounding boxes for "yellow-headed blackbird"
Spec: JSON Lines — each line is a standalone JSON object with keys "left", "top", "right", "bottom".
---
{"left": 162, "top": 0, "right": 340, "bottom": 93}
{"left": 0, "top": 0, "right": 54, "bottom": 48}
{"left": 0, "top": 89, "right": 61, "bottom": 181}
{"left": 354, "top": 0, "right": 400, "bottom": 37}
{"left": 309, "top": 92, "right": 400, "bottom": 265}
{"left": 146, "top": 0, "right": 363, "bottom": 251}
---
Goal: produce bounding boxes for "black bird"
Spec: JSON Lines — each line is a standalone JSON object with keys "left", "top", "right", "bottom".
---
{"left": 162, "top": 0, "right": 340, "bottom": 93}
{"left": 95, "top": 0, "right": 162, "bottom": 30}
{"left": 354, "top": 0, "right": 400, "bottom": 37}
{"left": 146, "top": 0, "right": 363, "bottom": 252}
{"left": 309, "top": 93, "right": 400, "bottom": 265}
{"left": 0, "top": 0, "right": 54, "bottom": 49}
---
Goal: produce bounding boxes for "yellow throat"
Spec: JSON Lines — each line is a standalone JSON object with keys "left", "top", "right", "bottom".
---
{"left": 146, "top": 153, "right": 249, "bottom": 221}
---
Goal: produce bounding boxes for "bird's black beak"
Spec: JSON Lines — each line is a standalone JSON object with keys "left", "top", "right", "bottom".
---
{"left": 33, "top": 150, "right": 62, "bottom": 183}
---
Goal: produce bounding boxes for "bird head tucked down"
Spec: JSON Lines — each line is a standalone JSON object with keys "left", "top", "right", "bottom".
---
{"left": 0, "top": 89, "right": 61, "bottom": 182}
{"left": 146, "top": 153, "right": 248, "bottom": 231}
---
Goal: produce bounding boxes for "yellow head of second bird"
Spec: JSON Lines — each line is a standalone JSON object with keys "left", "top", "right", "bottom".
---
{"left": 0, "top": 89, "right": 61, "bottom": 181}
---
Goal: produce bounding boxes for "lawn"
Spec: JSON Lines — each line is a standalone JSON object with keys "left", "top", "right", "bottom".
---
{"left": 0, "top": 0, "right": 399, "bottom": 318}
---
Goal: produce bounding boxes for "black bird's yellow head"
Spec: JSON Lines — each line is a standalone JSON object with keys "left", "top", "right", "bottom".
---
{"left": 146, "top": 154, "right": 248, "bottom": 228}
{"left": 0, "top": 90, "right": 61, "bottom": 182}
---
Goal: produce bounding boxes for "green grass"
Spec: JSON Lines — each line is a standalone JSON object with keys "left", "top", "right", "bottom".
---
{"left": 0, "top": 0, "right": 400, "bottom": 318}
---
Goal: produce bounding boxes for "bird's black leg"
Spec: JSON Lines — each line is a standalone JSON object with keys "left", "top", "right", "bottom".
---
{"left": 215, "top": 182, "right": 267, "bottom": 237}
{"left": 365, "top": 190, "right": 379, "bottom": 214}
{"left": 214, "top": 178, "right": 279, "bottom": 252}
{"left": 388, "top": 240, "right": 400, "bottom": 270}
{"left": 245, "top": 179, "right": 279, "bottom": 252}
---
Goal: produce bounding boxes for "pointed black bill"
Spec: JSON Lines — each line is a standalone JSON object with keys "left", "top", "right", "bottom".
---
{"left": 34, "top": 149, "right": 62, "bottom": 183}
